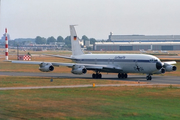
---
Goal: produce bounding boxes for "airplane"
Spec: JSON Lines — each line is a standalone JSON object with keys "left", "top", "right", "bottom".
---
{"left": 11, "top": 25, "right": 177, "bottom": 80}
{"left": 139, "top": 49, "right": 146, "bottom": 53}
{"left": 161, "top": 50, "right": 168, "bottom": 54}
{"left": 153, "top": 51, "right": 159, "bottom": 53}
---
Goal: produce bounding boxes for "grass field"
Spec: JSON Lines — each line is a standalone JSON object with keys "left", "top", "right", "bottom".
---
{"left": 1, "top": 86, "right": 180, "bottom": 120}
{"left": 0, "top": 50, "right": 180, "bottom": 119}
{"left": 0, "top": 76, "right": 146, "bottom": 87}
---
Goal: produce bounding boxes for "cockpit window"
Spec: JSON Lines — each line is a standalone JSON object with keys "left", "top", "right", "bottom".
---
{"left": 149, "top": 59, "right": 158, "bottom": 62}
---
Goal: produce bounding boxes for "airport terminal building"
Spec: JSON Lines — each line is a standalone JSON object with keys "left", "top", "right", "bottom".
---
{"left": 94, "top": 34, "right": 180, "bottom": 51}
{"left": 109, "top": 34, "right": 180, "bottom": 42}
{"left": 94, "top": 42, "right": 180, "bottom": 51}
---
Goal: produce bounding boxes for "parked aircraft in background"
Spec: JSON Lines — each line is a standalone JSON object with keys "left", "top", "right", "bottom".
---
{"left": 11, "top": 25, "right": 177, "bottom": 80}
{"left": 153, "top": 51, "right": 159, "bottom": 53}
{"left": 139, "top": 49, "right": 146, "bottom": 53}
{"left": 161, "top": 50, "right": 168, "bottom": 54}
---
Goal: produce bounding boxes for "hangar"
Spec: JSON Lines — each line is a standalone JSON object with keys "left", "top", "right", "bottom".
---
{"left": 108, "top": 34, "right": 180, "bottom": 42}
{"left": 94, "top": 34, "right": 180, "bottom": 51}
{"left": 94, "top": 42, "right": 180, "bottom": 51}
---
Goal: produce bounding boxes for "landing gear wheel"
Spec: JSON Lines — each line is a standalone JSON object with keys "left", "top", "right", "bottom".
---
{"left": 118, "top": 73, "right": 121, "bottom": 78}
{"left": 98, "top": 74, "right": 102, "bottom": 79}
{"left": 92, "top": 73, "right": 102, "bottom": 79}
{"left": 122, "top": 73, "right": 125, "bottom": 78}
{"left": 124, "top": 74, "right": 128, "bottom": 78}
{"left": 146, "top": 75, "right": 152, "bottom": 80}
{"left": 149, "top": 76, "right": 152, "bottom": 80}
{"left": 118, "top": 73, "right": 128, "bottom": 79}
{"left": 92, "top": 74, "right": 96, "bottom": 79}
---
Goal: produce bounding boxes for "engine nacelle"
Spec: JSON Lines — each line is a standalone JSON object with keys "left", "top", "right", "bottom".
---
{"left": 39, "top": 63, "right": 54, "bottom": 72}
{"left": 71, "top": 65, "right": 87, "bottom": 75}
{"left": 154, "top": 68, "right": 166, "bottom": 74}
{"left": 165, "top": 65, "right": 177, "bottom": 72}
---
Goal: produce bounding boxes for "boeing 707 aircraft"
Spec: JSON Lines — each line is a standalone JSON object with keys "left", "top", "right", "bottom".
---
{"left": 11, "top": 25, "right": 177, "bottom": 80}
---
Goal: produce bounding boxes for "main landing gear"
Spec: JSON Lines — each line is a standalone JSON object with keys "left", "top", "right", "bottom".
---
{"left": 92, "top": 73, "right": 102, "bottom": 79}
{"left": 146, "top": 75, "right": 152, "bottom": 80}
{"left": 118, "top": 73, "right": 128, "bottom": 79}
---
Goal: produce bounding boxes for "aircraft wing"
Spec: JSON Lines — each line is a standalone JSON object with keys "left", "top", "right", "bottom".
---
{"left": 43, "top": 54, "right": 73, "bottom": 59}
{"left": 11, "top": 61, "right": 122, "bottom": 71}
{"left": 162, "top": 61, "right": 176, "bottom": 65}
{"left": 52, "top": 62, "right": 122, "bottom": 70}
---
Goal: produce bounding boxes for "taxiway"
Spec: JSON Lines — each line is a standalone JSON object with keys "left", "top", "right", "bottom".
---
{"left": 0, "top": 71, "right": 179, "bottom": 84}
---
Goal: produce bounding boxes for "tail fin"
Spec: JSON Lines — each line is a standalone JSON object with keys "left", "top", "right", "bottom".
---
{"left": 70, "top": 25, "right": 84, "bottom": 56}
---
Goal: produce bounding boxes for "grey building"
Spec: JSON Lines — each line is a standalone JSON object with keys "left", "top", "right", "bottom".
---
{"left": 109, "top": 34, "right": 180, "bottom": 42}
{"left": 94, "top": 42, "right": 180, "bottom": 51}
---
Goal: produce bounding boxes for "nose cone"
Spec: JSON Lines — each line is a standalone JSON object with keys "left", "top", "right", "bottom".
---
{"left": 156, "top": 61, "right": 163, "bottom": 70}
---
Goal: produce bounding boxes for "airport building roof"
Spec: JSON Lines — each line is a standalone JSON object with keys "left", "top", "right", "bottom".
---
{"left": 94, "top": 42, "right": 180, "bottom": 51}
{"left": 109, "top": 35, "right": 180, "bottom": 42}
{"left": 95, "top": 42, "right": 180, "bottom": 45}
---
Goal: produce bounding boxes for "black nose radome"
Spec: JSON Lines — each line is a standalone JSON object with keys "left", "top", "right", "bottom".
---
{"left": 156, "top": 61, "right": 163, "bottom": 70}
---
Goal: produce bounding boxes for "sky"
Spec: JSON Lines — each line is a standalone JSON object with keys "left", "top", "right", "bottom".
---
{"left": 0, "top": 0, "right": 180, "bottom": 40}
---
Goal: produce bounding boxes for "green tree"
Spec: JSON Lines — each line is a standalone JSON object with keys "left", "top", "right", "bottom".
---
{"left": 65, "top": 36, "right": 71, "bottom": 48}
{"left": 82, "top": 35, "right": 89, "bottom": 40}
{"left": 82, "top": 35, "right": 89, "bottom": 45}
{"left": 101, "top": 39, "right": 106, "bottom": 42}
{"left": 89, "top": 38, "right": 96, "bottom": 44}
{"left": 57, "top": 36, "right": 64, "bottom": 42}
{"left": 47, "top": 36, "right": 56, "bottom": 44}
{"left": 35, "top": 36, "right": 46, "bottom": 44}
{"left": 86, "top": 47, "right": 92, "bottom": 50}
{"left": 12, "top": 41, "right": 19, "bottom": 47}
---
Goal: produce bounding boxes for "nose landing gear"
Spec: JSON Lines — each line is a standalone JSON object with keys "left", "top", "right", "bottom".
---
{"left": 146, "top": 75, "right": 152, "bottom": 80}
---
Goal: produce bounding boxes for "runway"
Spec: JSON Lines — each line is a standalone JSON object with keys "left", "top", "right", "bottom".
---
{"left": 158, "top": 56, "right": 180, "bottom": 59}
{"left": 0, "top": 71, "right": 180, "bottom": 84}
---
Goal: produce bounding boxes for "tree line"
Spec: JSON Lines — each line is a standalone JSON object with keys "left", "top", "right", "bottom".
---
{"left": 2, "top": 35, "right": 102, "bottom": 48}
{"left": 35, "top": 35, "right": 97, "bottom": 48}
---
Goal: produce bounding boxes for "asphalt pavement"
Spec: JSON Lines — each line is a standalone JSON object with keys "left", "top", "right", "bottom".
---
{"left": 0, "top": 71, "right": 179, "bottom": 84}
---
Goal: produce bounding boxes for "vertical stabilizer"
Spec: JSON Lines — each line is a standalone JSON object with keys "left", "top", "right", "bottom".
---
{"left": 70, "top": 25, "right": 84, "bottom": 56}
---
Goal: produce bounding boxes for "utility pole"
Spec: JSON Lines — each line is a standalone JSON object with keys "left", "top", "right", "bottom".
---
{"left": 0, "top": 0, "right": 2, "bottom": 37}
{"left": 17, "top": 44, "right": 19, "bottom": 60}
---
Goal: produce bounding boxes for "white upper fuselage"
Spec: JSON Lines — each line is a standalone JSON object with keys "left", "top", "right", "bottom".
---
{"left": 72, "top": 54, "right": 160, "bottom": 74}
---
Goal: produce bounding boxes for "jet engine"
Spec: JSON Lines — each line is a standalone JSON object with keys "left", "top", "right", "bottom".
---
{"left": 165, "top": 65, "right": 177, "bottom": 72}
{"left": 154, "top": 68, "right": 166, "bottom": 74}
{"left": 71, "top": 65, "right": 87, "bottom": 75}
{"left": 39, "top": 63, "right": 54, "bottom": 72}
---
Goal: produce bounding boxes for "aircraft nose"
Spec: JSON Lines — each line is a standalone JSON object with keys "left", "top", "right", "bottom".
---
{"left": 156, "top": 61, "right": 163, "bottom": 70}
